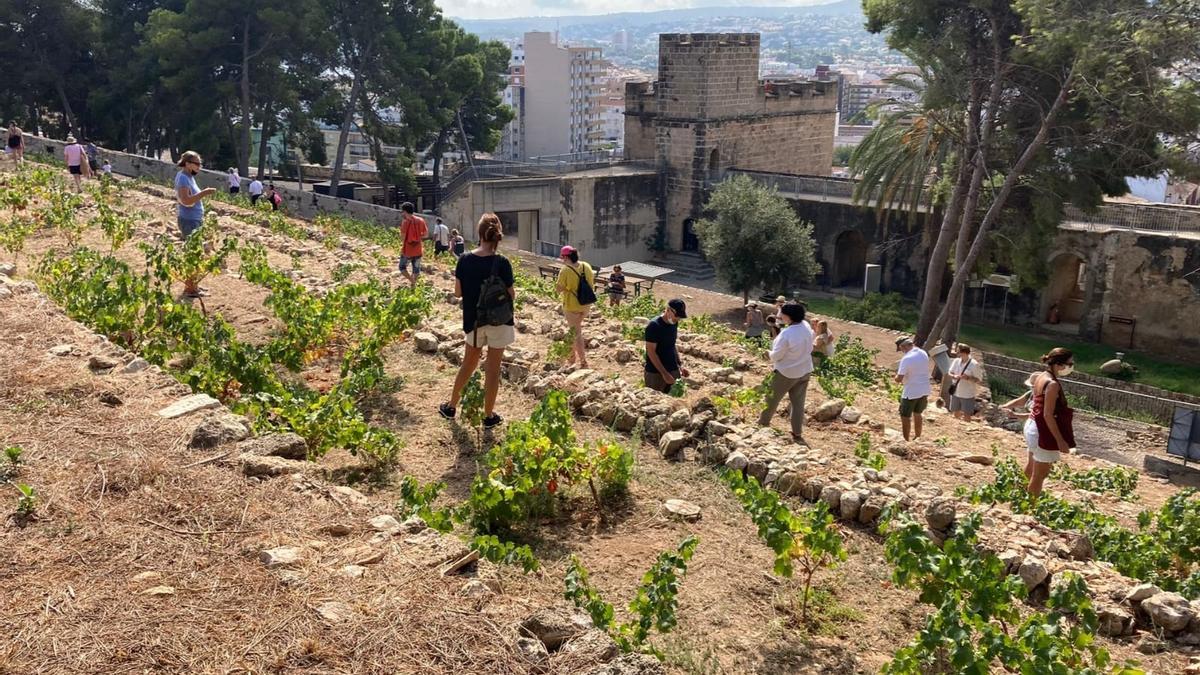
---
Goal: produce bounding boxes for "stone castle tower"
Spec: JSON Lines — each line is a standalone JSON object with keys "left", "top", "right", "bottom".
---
{"left": 625, "top": 33, "right": 838, "bottom": 250}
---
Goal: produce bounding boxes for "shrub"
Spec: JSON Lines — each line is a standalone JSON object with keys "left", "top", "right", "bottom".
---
{"left": 832, "top": 293, "right": 912, "bottom": 331}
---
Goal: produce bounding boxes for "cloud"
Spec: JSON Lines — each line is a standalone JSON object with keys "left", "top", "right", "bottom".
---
{"left": 438, "top": 0, "right": 831, "bottom": 20}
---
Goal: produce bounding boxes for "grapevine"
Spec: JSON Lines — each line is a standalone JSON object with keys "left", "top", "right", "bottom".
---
{"left": 722, "top": 470, "right": 846, "bottom": 621}
{"left": 565, "top": 536, "right": 699, "bottom": 655}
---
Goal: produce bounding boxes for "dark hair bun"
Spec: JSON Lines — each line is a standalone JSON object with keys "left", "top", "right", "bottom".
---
{"left": 1040, "top": 353, "right": 1051, "bottom": 364}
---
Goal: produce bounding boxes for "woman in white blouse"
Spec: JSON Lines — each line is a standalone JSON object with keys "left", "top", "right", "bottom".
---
{"left": 757, "top": 303, "right": 815, "bottom": 444}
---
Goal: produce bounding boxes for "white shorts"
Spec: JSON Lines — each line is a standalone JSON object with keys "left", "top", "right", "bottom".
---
{"left": 464, "top": 324, "right": 515, "bottom": 350}
{"left": 1024, "top": 418, "right": 1061, "bottom": 463}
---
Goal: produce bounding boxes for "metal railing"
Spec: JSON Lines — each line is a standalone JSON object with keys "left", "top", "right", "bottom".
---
{"left": 724, "top": 169, "right": 1200, "bottom": 236}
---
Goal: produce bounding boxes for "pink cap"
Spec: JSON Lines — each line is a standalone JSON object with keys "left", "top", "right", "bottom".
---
{"left": 560, "top": 245, "right": 576, "bottom": 257}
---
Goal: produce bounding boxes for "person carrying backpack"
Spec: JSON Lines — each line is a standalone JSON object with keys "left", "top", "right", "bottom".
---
{"left": 439, "top": 213, "right": 515, "bottom": 429}
{"left": 555, "top": 245, "right": 596, "bottom": 368}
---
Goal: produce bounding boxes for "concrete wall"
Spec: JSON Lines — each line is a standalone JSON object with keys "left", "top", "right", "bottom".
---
{"left": 23, "top": 135, "right": 408, "bottom": 228}
{"left": 782, "top": 185, "right": 1200, "bottom": 362}
{"left": 523, "top": 32, "right": 572, "bottom": 158}
{"left": 439, "top": 169, "right": 659, "bottom": 268}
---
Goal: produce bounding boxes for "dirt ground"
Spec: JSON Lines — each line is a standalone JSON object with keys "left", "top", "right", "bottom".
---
{"left": 0, "top": 172, "right": 1194, "bottom": 673}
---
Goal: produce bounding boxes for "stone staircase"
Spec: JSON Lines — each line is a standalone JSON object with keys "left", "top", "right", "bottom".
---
{"left": 650, "top": 250, "right": 717, "bottom": 286}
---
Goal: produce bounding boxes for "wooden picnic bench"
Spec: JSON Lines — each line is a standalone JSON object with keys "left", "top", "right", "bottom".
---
{"left": 535, "top": 264, "right": 648, "bottom": 298}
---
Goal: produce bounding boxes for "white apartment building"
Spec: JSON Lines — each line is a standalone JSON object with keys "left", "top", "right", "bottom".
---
{"left": 517, "top": 31, "right": 606, "bottom": 160}
{"left": 499, "top": 43, "right": 526, "bottom": 161}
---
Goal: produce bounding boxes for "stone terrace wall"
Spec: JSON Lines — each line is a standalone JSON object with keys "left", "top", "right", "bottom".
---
{"left": 22, "top": 135, "right": 411, "bottom": 227}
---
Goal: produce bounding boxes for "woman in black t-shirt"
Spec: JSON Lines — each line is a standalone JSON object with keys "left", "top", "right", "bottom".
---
{"left": 438, "top": 213, "right": 515, "bottom": 429}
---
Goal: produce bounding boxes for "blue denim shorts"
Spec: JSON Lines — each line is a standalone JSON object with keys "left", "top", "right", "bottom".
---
{"left": 399, "top": 255, "right": 422, "bottom": 275}
{"left": 178, "top": 216, "right": 202, "bottom": 238}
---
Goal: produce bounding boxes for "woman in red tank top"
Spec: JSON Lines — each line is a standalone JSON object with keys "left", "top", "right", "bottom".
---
{"left": 1025, "top": 348, "right": 1076, "bottom": 497}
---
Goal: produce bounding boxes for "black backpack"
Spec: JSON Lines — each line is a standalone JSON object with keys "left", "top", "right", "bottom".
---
{"left": 476, "top": 255, "right": 513, "bottom": 328}
{"left": 571, "top": 264, "right": 597, "bottom": 306}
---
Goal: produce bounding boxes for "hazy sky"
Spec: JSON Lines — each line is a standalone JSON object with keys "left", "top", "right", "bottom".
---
{"left": 440, "top": 0, "right": 832, "bottom": 20}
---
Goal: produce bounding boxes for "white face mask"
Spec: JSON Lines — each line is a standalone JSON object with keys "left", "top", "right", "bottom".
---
{"left": 1057, "top": 365, "right": 1074, "bottom": 377}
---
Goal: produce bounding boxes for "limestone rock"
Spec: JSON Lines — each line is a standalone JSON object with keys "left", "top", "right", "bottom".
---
{"left": 260, "top": 546, "right": 302, "bottom": 568}
{"left": 88, "top": 354, "right": 120, "bottom": 371}
{"left": 840, "top": 407, "right": 862, "bottom": 424}
{"left": 459, "top": 579, "right": 492, "bottom": 598}
{"left": 615, "top": 347, "right": 636, "bottom": 364}
{"left": 960, "top": 453, "right": 994, "bottom": 466}
{"left": 559, "top": 629, "right": 620, "bottom": 664}
{"left": 122, "top": 358, "right": 151, "bottom": 374}
{"left": 516, "top": 636, "right": 549, "bottom": 664}
{"left": 1067, "top": 533, "right": 1094, "bottom": 561}
{"left": 240, "top": 453, "right": 307, "bottom": 478}
{"left": 141, "top": 585, "right": 176, "bottom": 597}
{"left": 658, "top": 430, "right": 689, "bottom": 459}
{"left": 1018, "top": 558, "right": 1049, "bottom": 590}
{"left": 1125, "top": 583, "right": 1163, "bottom": 604}
{"left": 339, "top": 565, "right": 367, "bottom": 579}
{"left": 668, "top": 408, "right": 690, "bottom": 430}
{"left": 368, "top": 515, "right": 402, "bottom": 534}
{"left": 188, "top": 413, "right": 251, "bottom": 449}
{"left": 724, "top": 451, "right": 748, "bottom": 472}
{"left": 158, "top": 394, "right": 221, "bottom": 419}
{"left": 584, "top": 653, "right": 666, "bottom": 675}
{"left": 1096, "top": 603, "right": 1135, "bottom": 637}
{"left": 819, "top": 485, "right": 842, "bottom": 512}
{"left": 48, "top": 344, "right": 75, "bottom": 357}
{"left": 315, "top": 601, "right": 353, "bottom": 623}
{"left": 811, "top": 398, "right": 846, "bottom": 423}
{"left": 238, "top": 433, "right": 308, "bottom": 460}
{"left": 775, "top": 472, "right": 805, "bottom": 497}
{"left": 0, "top": 262, "right": 14, "bottom": 277}
{"left": 839, "top": 491, "right": 863, "bottom": 521}
{"left": 858, "top": 494, "right": 887, "bottom": 525}
{"left": 1143, "top": 592, "right": 1194, "bottom": 632}
{"left": 924, "top": 497, "right": 956, "bottom": 531}
{"left": 663, "top": 499, "right": 701, "bottom": 521}
{"left": 414, "top": 332, "right": 440, "bottom": 353}
{"left": 520, "top": 606, "right": 593, "bottom": 650}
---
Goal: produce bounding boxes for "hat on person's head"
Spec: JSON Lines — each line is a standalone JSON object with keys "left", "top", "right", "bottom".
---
{"left": 560, "top": 245, "right": 576, "bottom": 257}
{"left": 895, "top": 335, "right": 914, "bottom": 351}
{"left": 65, "top": 134, "right": 76, "bottom": 144}
{"left": 775, "top": 295, "right": 787, "bottom": 303}
{"left": 668, "top": 299, "right": 687, "bottom": 319}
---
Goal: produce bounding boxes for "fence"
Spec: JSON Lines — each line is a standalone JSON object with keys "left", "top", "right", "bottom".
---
{"left": 724, "top": 170, "right": 1200, "bottom": 236}
{"left": 983, "top": 351, "right": 1200, "bottom": 426}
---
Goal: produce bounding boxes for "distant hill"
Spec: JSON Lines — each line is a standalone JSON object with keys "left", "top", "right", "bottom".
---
{"left": 455, "top": 1, "right": 863, "bottom": 38}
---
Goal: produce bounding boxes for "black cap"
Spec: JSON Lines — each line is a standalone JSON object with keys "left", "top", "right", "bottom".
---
{"left": 668, "top": 299, "right": 687, "bottom": 319}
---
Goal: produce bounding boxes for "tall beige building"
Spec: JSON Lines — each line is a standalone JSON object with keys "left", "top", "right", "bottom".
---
{"left": 521, "top": 31, "right": 605, "bottom": 159}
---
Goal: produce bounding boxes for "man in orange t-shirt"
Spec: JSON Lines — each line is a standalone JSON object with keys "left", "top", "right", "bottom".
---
{"left": 398, "top": 201, "right": 428, "bottom": 289}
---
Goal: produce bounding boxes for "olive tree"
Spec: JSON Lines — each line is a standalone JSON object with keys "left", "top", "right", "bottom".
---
{"left": 695, "top": 174, "right": 822, "bottom": 302}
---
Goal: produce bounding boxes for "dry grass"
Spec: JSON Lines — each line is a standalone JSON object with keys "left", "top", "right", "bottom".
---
{"left": 0, "top": 172, "right": 1191, "bottom": 673}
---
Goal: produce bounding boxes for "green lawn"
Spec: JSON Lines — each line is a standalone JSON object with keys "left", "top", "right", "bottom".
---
{"left": 799, "top": 294, "right": 1200, "bottom": 397}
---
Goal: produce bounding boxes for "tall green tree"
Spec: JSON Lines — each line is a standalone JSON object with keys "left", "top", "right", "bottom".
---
{"left": 405, "top": 26, "right": 513, "bottom": 190}
{"left": 322, "top": 0, "right": 439, "bottom": 193}
{"left": 145, "top": 0, "right": 323, "bottom": 173}
{"left": 0, "top": 0, "right": 99, "bottom": 135}
{"left": 862, "top": 0, "right": 1200, "bottom": 347}
{"left": 695, "top": 174, "right": 822, "bottom": 302}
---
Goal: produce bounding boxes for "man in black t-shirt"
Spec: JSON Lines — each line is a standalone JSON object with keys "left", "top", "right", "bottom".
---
{"left": 644, "top": 299, "right": 690, "bottom": 393}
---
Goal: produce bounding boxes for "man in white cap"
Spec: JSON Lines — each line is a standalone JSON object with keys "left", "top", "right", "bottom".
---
{"left": 894, "top": 335, "right": 931, "bottom": 441}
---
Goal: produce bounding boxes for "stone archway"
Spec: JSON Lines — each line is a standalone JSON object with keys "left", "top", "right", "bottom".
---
{"left": 1042, "top": 251, "right": 1088, "bottom": 325}
{"left": 831, "top": 230, "right": 868, "bottom": 289}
